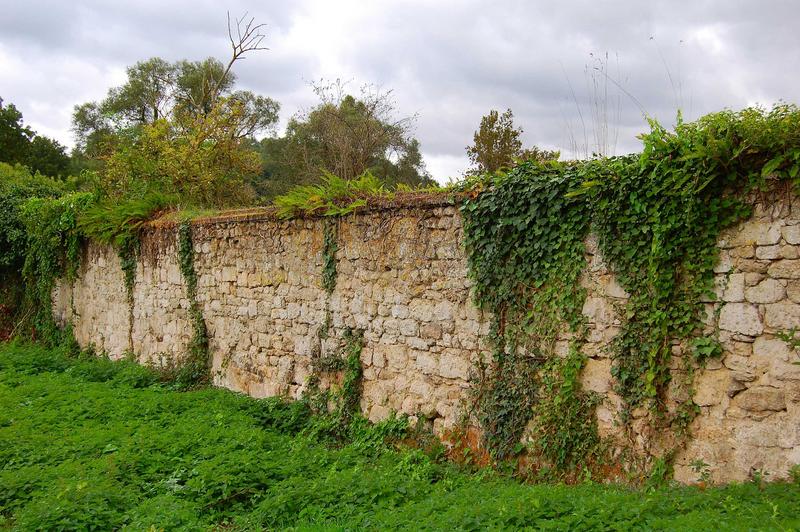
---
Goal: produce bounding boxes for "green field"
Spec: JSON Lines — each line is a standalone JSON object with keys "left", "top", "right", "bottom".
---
{"left": 1, "top": 342, "right": 798, "bottom": 531}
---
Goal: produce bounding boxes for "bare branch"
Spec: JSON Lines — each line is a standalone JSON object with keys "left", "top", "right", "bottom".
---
{"left": 211, "top": 11, "right": 270, "bottom": 103}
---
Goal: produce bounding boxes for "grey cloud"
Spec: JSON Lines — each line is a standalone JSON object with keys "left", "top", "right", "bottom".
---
{"left": 1, "top": 0, "right": 798, "bottom": 180}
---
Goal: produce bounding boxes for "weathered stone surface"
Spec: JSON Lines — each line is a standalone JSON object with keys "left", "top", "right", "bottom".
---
{"left": 767, "top": 260, "right": 800, "bottom": 279}
{"left": 756, "top": 245, "right": 781, "bottom": 260}
{"left": 581, "top": 358, "right": 612, "bottom": 394}
{"left": 719, "top": 303, "right": 763, "bottom": 336}
{"left": 723, "top": 221, "right": 782, "bottom": 247}
{"left": 744, "top": 278, "right": 785, "bottom": 304}
{"left": 54, "top": 193, "right": 800, "bottom": 485}
{"left": 694, "top": 370, "right": 730, "bottom": 406}
{"left": 782, "top": 225, "right": 800, "bottom": 245}
{"left": 764, "top": 301, "right": 800, "bottom": 330}
{"left": 719, "top": 273, "right": 745, "bottom": 302}
{"left": 732, "top": 386, "right": 786, "bottom": 412}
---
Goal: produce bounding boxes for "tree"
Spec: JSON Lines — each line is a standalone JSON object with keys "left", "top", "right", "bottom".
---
{"left": 0, "top": 98, "right": 70, "bottom": 177}
{"left": 466, "top": 109, "right": 559, "bottom": 175}
{"left": 254, "top": 81, "right": 433, "bottom": 198}
{"left": 0, "top": 99, "right": 33, "bottom": 165}
{"left": 25, "top": 136, "right": 70, "bottom": 178}
{"left": 72, "top": 13, "right": 279, "bottom": 161}
{"left": 101, "top": 97, "right": 261, "bottom": 207}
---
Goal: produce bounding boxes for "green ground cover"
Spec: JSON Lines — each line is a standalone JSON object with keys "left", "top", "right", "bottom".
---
{"left": 1, "top": 342, "right": 799, "bottom": 531}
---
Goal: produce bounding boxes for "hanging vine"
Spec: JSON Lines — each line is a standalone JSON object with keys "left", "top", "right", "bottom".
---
{"left": 460, "top": 104, "right": 800, "bottom": 472}
{"left": 322, "top": 218, "right": 338, "bottom": 294}
{"left": 176, "top": 221, "right": 210, "bottom": 388}
{"left": 460, "top": 162, "right": 600, "bottom": 467}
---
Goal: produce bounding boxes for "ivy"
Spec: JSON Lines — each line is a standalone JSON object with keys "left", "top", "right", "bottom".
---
{"left": 117, "top": 234, "right": 139, "bottom": 352}
{"left": 322, "top": 219, "right": 338, "bottom": 294}
{"left": 175, "top": 221, "right": 210, "bottom": 388}
{"left": 580, "top": 105, "right": 800, "bottom": 417}
{"left": 304, "top": 327, "right": 365, "bottom": 440}
{"left": 461, "top": 104, "right": 800, "bottom": 470}
{"left": 460, "top": 161, "right": 596, "bottom": 463}
{"left": 19, "top": 192, "right": 94, "bottom": 346}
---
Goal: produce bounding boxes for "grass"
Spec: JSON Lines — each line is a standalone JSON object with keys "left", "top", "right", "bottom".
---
{"left": 1, "top": 342, "right": 799, "bottom": 530}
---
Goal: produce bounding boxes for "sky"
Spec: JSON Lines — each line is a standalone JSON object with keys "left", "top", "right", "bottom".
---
{"left": 1, "top": 0, "right": 799, "bottom": 182}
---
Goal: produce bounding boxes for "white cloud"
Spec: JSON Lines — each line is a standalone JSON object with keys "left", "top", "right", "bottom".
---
{"left": 1, "top": 0, "right": 798, "bottom": 181}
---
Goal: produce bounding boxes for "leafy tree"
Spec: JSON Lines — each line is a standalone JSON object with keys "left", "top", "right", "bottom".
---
{"left": 68, "top": 13, "right": 276, "bottom": 207}
{"left": 466, "top": 109, "right": 558, "bottom": 174}
{"left": 72, "top": 14, "right": 278, "bottom": 167}
{"left": 0, "top": 98, "right": 70, "bottom": 177}
{"left": 101, "top": 97, "right": 260, "bottom": 207}
{"left": 254, "top": 81, "right": 433, "bottom": 199}
{"left": 0, "top": 99, "right": 32, "bottom": 164}
{"left": 26, "top": 136, "right": 71, "bottom": 178}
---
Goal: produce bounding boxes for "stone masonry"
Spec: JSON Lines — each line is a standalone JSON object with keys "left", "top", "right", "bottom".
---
{"left": 53, "top": 193, "right": 800, "bottom": 484}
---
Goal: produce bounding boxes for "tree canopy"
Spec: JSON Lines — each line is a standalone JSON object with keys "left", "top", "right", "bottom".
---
{"left": 0, "top": 99, "right": 70, "bottom": 178}
{"left": 254, "top": 82, "right": 434, "bottom": 199}
{"left": 466, "top": 109, "right": 558, "bottom": 175}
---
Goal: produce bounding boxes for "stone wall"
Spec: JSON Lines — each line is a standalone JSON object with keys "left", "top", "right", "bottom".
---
{"left": 53, "top": 195, "right": 800, "bottom": 484}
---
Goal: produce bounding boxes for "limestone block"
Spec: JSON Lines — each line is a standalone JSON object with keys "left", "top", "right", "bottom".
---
{"left": 731, "top": 245, "right": 755, "bottom": 259}
{"left": 385, "top": 345, "right": 409, "bottom": 370}
{"left": 732, "top": 386, "right": 786, "bottom": 412}
{"left": 438, "top": 350, "right": 471, "bottom": 380}
{"left": 581, "top": 358, "right": 612, "bottom": 394}
{"left": 399, "top": 319, "right": 419, "bottom": 337}
{"left": 368, "top": 404, "right": 391, "bottom": 423}
{"left": 767, "top": 260, "right": 800, "bottom": 279}
{"left": 719, "top": 273, "right": 745, "bottom": 302}
{"left": 719, "top": 303, "right": 763, "bottom": 336}
{"left": 787, "top": 281, "right": 800, "bottom": 303}
{"left": 420, "top": 322, "right": 443, "bottom": 340}
{"left": 693, "top": 370, "right": 730, "bottom": 406}
{"left": 753, "top": 337, "right": 792, "bottom": 364}
{"left": 724, "top": 221, "right": 782, "bottom": 247}
{"left": 755, "top": 245, "right": 781, "bottom": 260}
{"left": 782, "top": 225, "right": 800, "bottom": 245}
{"left": 414, "top": 351, "right": 438, "bottom": 375}
{"left": 764, "top": 300, "right": 800, "bottom": 329}
{"left": 433, "top": 301, "right": 455, "bottom": 321}
{"left": 744, "top": 278, "right": 785, "bottom": 304}
{"left": 781, "top": 245, "right": 799, "bottom": 259}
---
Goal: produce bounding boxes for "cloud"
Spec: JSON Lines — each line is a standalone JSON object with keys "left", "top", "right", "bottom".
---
{"left": 1, "top": 0, "right": 798, "bottom": 181}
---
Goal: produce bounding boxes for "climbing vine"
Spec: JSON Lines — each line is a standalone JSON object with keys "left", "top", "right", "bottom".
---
{"left": 460, "top": 103, "right": 800, "bottom": 470}
{"left": 322, "top": 219, "right": 338, "bottom": 293}
{"left": 19, "top": 192, "right": 94, "bottom": 346}
{"left": 461, "top": 162, "right": 598, "bottom": 465}
{"left": 118, "top": 235, "right": 139, "bottom": 351}
{"left": 305, "top": 327, "right": 365, "bottom": 440}
{"left": 176, "top": 221, "right": 210, "bottom": 388}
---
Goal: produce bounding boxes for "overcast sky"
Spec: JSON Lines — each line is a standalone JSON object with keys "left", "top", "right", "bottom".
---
{"left": 1, "top": 0, "right": 798, "bottom": 182}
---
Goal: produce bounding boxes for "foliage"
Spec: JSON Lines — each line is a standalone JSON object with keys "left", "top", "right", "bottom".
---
{"left": 2, "top": 342, "right": 800, "bottom": 530}
{"left": 461, "top": 160, "right": 594, "bottom": 462}
{"left": 274, "top": 170, "right": 389, "bottom": 219}
{"left": 576, "top": 104, "right": 800, "bottom": 414}
{"left": 72, "top": 57, "right": 279, "bottom": 158}
{"left": 18, "top": 192, "right": 95, "bottom": 344}
{"left": 322, "top": 219, "right": 338, "bottom": 293}
{"left": 466, "top": 108, "right": 559, "bottom": 175}
{"left": 529, "top": 346, "right": 602, "bottom": 470}
{"left": 305, "top": 327, "right": 367, "bottom": 441}
{"left": 100, "top": 102, "right": 260, "bottom": 207}
{"left": 0, "top": 98, "right": 70, "bottom": 177}
{"left": 254, "top": 81, "right": 434, "bottom": 199}
{"left": 0, "top": 163, "right": 65, "bottom": 274}
{"left": 175, "top": 222, "right": 210, "bottom": 388}
{"left": 78, "top": 192, "right": 177, "bottom": 248}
